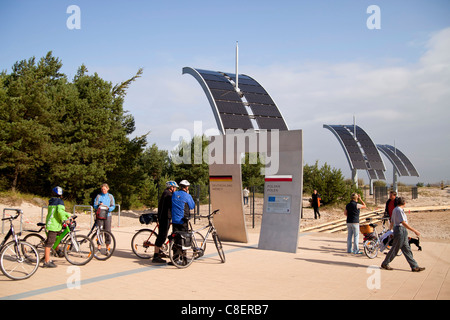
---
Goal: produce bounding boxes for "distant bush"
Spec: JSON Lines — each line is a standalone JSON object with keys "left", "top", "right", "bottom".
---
{"left": 303, "top": 161, "right": 362, "bottom": 205}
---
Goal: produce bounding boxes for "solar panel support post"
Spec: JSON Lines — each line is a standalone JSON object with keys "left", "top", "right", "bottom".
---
{"left": 393, "top": 171, "right": 398, "bottom": 193}
{"left": 352, "top": 168, "right": 358, "bottom": 188}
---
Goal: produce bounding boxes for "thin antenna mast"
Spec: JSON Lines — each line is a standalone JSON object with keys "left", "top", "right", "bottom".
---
{"left": 235, "top": 41, "right": 239, "bottom": 92}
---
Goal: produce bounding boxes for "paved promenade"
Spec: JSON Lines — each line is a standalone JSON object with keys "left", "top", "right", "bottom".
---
{"left": 1, "top": 226, "right": 449, "bottom": 301}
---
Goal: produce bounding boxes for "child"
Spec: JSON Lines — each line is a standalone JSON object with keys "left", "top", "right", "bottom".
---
{"left": 43, "top": 186, "right": 71, "bottom": 268}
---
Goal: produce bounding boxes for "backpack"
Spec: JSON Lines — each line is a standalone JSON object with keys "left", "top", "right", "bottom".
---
{"left": 139, "top": 213, "right": 158, "bottom": 225}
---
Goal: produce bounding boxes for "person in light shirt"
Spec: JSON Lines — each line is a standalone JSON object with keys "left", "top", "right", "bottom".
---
{"left": 381, "top": 197, "right": 425, "bottom": 272}
{"left": 93, "top": 183, "right": 115, "bottom": 254}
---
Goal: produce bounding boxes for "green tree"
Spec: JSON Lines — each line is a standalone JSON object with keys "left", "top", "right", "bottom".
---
{"left": 169, "top": 135, "right": 209, "bottom": 186}
{"left": 141, "top": 143, "right": 170, "bottom": 183}
{"left": 241, "top": 153, "right": 265, "bottom": 188}
{"left": 0, "top": 52, "right": 65, "bottom": 192}
{"left": 0, "top": 52, "right": 144, "bottom": 206}
{"left": 303, "top": 161, "right": 360, "bottom": 205}
{"left": 106, "top": 135, "right": 150, "bottom": 209}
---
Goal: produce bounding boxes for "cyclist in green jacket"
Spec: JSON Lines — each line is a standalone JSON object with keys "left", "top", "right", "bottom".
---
{"left": 43, "top": 186, "right": 71, "bottom": 268}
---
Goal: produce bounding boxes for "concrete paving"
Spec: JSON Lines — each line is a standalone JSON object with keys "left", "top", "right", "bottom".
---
{"left": 0, "top": 226, "right": 448, "bottom": 301}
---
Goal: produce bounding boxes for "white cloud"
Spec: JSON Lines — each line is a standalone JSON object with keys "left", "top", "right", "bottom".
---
{"left": 125, "top": 27, "right": 450, "bottom": 184}
{"left": 237, "top": 27, "right": 450, "bottom": 184}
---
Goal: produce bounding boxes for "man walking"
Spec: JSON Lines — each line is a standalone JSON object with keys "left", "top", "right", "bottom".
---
{"left": 381, "top": 197, "right": 425, "bottom": 272}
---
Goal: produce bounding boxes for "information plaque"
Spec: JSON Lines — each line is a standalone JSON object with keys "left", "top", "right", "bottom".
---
{"left": 266, "top": 195, "right": 292, "bottom": 214}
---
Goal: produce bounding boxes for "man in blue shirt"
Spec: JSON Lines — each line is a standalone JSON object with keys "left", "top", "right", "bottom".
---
{"left": 171, "top": 180, "right": 195, "bottom": 231}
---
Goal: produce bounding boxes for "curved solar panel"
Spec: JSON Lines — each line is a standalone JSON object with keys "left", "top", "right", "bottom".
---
{"left": 323, "top": 125, "right": 366, "bottom": 170}
{"left": 324, "top": 124, "right": 386, "bottom": 180}
{"left": 347, "top": 125, "right": 385, "bottom": 171}
{"left": 377, "top": 144, "right": 419, "bottom": 177}
{"left": 183, "top": 67, "right": 288, "bottom": 133}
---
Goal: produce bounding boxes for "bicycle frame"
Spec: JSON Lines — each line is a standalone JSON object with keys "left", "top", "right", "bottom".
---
{"left": 189, "top": 210, "right": 222, "bottom": 252}
{"left": 86, "top": 220, "right": 105, "bottom": 246}
{"left": 139, "top": 221, "right": 171, "bottom": 247}
{"left": 191, "top": 222, "right": 213, "bottom": 251}
{"left": 0, "top": 225, "right": 17, "bottom": 249}
{"left": 1, "top": 211, "right": 22, "bottom": 249}
{"left": 1, "top": 210, "right": 41, "bottom": 280}
{"left": 53, "top": 226, "right": 71, "bottom": 250}
{"left": 168, "top": 209, "right": 225, "bottom": 268}
{"left": 34, "top": 219, "right": 81, "bottom": 253}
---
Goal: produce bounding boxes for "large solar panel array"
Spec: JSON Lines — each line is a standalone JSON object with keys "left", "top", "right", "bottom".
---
{"left": 183, "top": 67, "right": 288, "bottom": 133}
{"left": 323, "top": 124, "right": 386, "bottom": 180}
{"left": 377, "top": 144, "right": 419, "bottom": 177}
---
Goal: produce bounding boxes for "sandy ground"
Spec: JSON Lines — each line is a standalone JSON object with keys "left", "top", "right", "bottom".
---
{"left": 300, "top": 187, "right": 450, "bottom": 241}
{"left": 1, "top": 187, "right": 449, "bottom": 241}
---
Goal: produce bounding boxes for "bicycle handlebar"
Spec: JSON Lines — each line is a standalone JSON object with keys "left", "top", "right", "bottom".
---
{"left": 199, "top": 209, "right": 220, "bottom": 220}
{"left": 1, "top": 209, "right": 23, "bottom": 221}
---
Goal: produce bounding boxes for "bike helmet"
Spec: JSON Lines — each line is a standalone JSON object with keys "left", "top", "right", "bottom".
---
{"left": 52, "top": 186, "right": 63, "bottom": 196}
{"left": 179, "top": 180, "right": 190, "bottom": 187}
{"left": 166, "top": 181, "right": 179, "bottom": 188}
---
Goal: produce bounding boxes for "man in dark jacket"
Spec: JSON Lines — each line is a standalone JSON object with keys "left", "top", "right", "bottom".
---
{"left": 344, "top": 193, "right": 366, "bottom": 254}
{"left": 311, "top": 190, "right": 321, "bottom": 219}
{"left": 152, "top": 181, "right": 178, "bottom": 263}
{"left": 384, "top": 191, "right": 399, "bottom": 220}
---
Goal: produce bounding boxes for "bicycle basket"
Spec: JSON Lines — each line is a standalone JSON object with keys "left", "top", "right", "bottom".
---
{"left": 139, "top": 213, "right": 158, "bottom": 225}
{"left": 96, "top": 207, "right": 108, "bottom": 220}
{"left": 360, "top": 224, "right": 373, "bottom": 234}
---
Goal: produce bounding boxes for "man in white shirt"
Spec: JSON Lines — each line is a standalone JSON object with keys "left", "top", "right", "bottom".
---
{"left": 381, "top": 197, "right": 425, "bottom": 272}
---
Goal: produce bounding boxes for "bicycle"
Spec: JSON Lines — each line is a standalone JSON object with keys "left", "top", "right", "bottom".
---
{"left": 85, "top": 219, "right": 116, "bottom": 260}
{"left": 131, "top": 213, "right": 205, "bottom": 260}
{"left": 24, "top": 215, "right": 94, "bottom": 266}
{"left": 169, "top": 209, "right": 225, "bottom": 269}
{"left": 361, "top": 215, "right": 401, "bottom": 259}
{"left": 0, "top": 209, "right": 40, "bottom": 280}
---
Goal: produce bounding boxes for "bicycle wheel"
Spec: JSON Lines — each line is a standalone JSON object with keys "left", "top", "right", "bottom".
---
{"left": 363, "top": 239, "right": 379, "bottom": 259}
{"left": 63, "top": 234, "right": 94, "bottom": 265}
{"left": 385, "top": 245, "right": 403, "bottom": 256}
{"left": 23, "top": 233, "right": 46, "bottom": 261}
{"left": 0, "top": 241, "right": 40, "bottom": 280}
{"left": 169, "top": 238, "right": 195, "bottom": 269}
{"left": 193, "top": 232, "right": 206, "bottom": 259}
{"left": 131, "top": 229, "right": 157, "bottom": 259}
{"left": 212, "top": 232, "right": 226, "bottom": 263}
{"left": 92, "top": 230, "right": 116, "bottom": 260}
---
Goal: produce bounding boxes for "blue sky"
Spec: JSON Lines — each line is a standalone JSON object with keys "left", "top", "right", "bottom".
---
{"left": 1, "top": 0, "right": 450, "bottom": 185}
